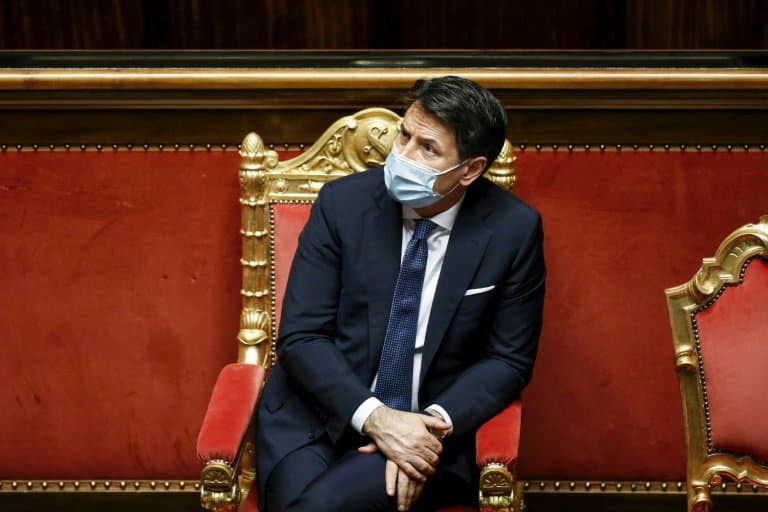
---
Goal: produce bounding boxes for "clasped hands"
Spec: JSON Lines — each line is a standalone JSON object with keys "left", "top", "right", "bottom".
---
{"left": 359, "top": 405, "right": 451, "bottom": 511}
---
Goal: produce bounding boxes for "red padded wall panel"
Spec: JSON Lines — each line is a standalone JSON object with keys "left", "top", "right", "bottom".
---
{"left": 2, "top": 148, "right": 767, "bottom": 482}
{"left": 0, "top": 150, "right": 241, "bottom": 479}
{"left": 512, "top": 150, "right": 768, "bottom": 480}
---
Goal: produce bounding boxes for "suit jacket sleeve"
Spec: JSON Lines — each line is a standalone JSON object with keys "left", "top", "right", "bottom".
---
{"left": 427, "top": 213, "right": 545, "bottom": 438}
{"left": 276, "top": 183, "right": 375, "bottom": 441}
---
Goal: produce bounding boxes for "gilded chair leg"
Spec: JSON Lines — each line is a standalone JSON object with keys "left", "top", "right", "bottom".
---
{"left": 237, "top": 433, "right": 258, "bottom": 511}
{"left": 479, "top": 462, "right": 521, "bottom": 511}
{"left": 200, "top": 460, "right": 241, "bottom": 512}
{"left": 689, "top": 484, "right": 712, "bottom": 512}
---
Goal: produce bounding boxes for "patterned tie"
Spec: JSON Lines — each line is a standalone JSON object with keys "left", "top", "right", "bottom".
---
{"left": 374, "top": 219, "right": 437, "bottom": 411}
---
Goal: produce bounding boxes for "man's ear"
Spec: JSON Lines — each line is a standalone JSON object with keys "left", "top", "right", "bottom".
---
{"left": 459, "top": 156, "right": 488, "bottom": 186}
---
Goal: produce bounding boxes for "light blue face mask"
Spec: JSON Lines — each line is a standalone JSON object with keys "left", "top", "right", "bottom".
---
{"left": 383, "top": 146, "right": 467, "bottom": 208}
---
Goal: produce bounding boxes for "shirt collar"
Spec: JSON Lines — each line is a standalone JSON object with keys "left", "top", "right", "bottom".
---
{"left": 402, "top": 194, "right": 465, "bottom": 231}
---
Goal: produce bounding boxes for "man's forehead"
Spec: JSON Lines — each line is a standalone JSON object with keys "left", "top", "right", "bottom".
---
{"left": 402, "top": 103, "right": 457, "bottom": 148}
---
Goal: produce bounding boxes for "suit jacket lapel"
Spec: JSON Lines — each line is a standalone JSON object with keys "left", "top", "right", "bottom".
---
{"left": 419, "top": 181, "right": 493, "bottom": 386}
{"left": 364, "top": 181, "right": 402, "bottom": 381}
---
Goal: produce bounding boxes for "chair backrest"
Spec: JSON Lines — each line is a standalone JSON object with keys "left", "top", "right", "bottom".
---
{"left": 665, "top": 215, "right": 768, "bottom": 509}
{"left": 234, "top": 107, "right": 517, "bottom": 369}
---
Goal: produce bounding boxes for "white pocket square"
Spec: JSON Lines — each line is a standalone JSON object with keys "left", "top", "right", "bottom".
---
{"left": 464, "top": 285, "right": 496, "bottom": 296}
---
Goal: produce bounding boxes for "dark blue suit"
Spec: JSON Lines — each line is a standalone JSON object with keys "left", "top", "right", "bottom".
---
{"left": 256, "top": 168, "right": 545, "bottom": 510}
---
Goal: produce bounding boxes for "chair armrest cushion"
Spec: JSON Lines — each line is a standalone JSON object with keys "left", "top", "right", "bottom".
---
{"left": 196, "top": 363, "right": 266, "bottom": 463}
{"left": 475, "top": 399, "right": 522, "bottom": 468}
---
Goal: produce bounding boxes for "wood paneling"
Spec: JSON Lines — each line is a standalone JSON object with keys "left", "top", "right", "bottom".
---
{"left": 1, "top": 0, "right": 767, "bottom": 50}
{"left": 2, "top": 109, "right": 768, "bottom": 145}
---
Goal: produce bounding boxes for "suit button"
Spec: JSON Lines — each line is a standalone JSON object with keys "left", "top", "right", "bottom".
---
{"left": 308, "top": 430, "right": 317, "bottom": 440}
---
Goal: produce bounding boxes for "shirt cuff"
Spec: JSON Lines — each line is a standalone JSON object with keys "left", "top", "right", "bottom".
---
{"left": 425, "top": 404, "right": 453, "bottom": 432}
{"left": 350, "top": 397, "right": 384, "bottom": 434}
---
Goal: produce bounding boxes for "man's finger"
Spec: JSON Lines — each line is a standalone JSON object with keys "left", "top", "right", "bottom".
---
{"left": 397, "top": 461, "right": 427, "bottom": 482}
{"left": 357, "top": 442, "right": 379, "bottom": 454}
{"left": 413, "top": 481, "right": 425, "bottom": 502}
{"left": 408, "top": 454, "right": 436, "bottom": 477}
{"left": 418, "top": 446, "right": 440, "bottom": 466}
{"left": 421, "top": 415, "right": 450, "bottom": 431}
{"left": 405, "top": 476, "right": 417, "bottom": 510}
{"left": 385, "top": 460, "right": 398, "bottom": 496}
{"left": 397, "top": 469, "right": 410, "bottom": 511}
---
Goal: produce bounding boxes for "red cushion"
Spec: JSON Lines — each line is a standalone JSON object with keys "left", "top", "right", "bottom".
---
{"left": 196, "top": 363, "right": 265, "bottom": 463}
{"left": 476, "top": 400, "right": 521, "bottom": 468}
{"left": 695, "top": 258, "right": 768, "bottom": 461}
{"left": 273, "top": 203, "right": 312, "bottom": 333}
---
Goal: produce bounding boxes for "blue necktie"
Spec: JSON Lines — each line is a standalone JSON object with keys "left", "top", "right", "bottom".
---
{"left": 374, "top": 219, "right": 437, "bottom": 411}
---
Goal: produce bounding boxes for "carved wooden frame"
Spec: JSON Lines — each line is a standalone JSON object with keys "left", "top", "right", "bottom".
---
{"left": 665, "top": 215, "right": 768, "bottom": 512}
{"left": 199, "top": 107, "right": 519, "bottom": 511}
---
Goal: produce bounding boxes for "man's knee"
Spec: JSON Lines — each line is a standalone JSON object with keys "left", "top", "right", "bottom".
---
{"left": 286, "top": 452, "right": 392, "bottom": 512}
{"left": 287, "top": 483, "right": 392, "bottom": 512}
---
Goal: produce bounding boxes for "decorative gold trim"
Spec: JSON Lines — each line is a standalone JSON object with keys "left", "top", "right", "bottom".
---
{"left": 200, "top": 460, "right": 240, "bottom": 511}
{"left": 520, "top": 480, "right": 766, "bottom": 494}
{"left": 479, "top": 462, "right": 523, "bottom": 511}
{"left": 665, "top": 215, "right": 768, "bottom": 512}
{"left": 237, "top": 133, "right": 277, "bottom": 368}
{"left": 3, "top": 479, "right": 764, "bottom": 495}
{"left": 0, "top": 143, "right": 242, "bottom": 152}
{"left": 3, "top": 68, "right": 768, "bottom": 90}
{"left": 0, "top": 479, "right": 199, "bottom": 493}
{"left": 3, "top": 143, "right": 768, "bottom": 153}
{"left": 511, "top": 143, "right": 768, "bottom": 153}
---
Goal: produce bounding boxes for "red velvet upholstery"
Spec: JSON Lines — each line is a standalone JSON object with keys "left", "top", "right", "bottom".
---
{"left": 3, "top": 148, "right": 768, "bottom": 483}
{"left": 1, "top": 150, "right": 241, "bottom": 478}
{"left": 197, "top": 363, "right": 265, "bottom": 463}
{"left": 695, "top": 258, "right": 768, "bottom": 461}
{"left": 512, "top": 150, "right": 768, "bottom": 481}
{"left": 272, "top": 203, "right": 311, "bottom": 332}
{"left": 476, "top": 400, "right": 521, "bottom": 468}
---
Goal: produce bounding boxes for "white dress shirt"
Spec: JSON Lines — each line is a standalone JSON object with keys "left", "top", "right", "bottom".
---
{"left": 349, "top": 196, "right": 465, "bottom": 434}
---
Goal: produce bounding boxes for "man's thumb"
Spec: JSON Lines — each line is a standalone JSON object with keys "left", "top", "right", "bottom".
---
{"left": 357, "top": 442, "right": 379, "bottom": 453}
{"left": 423, "top": 414, "right": 450, "bottom": 430}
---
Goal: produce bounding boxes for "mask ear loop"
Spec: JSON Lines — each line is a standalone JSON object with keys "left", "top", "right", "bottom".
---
{"left": 432, "top": 159, "right": 469, "bottom": 196}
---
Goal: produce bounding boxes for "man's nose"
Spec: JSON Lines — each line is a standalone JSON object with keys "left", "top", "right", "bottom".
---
{"left": 398, "top": 139, "right": 418, "bottom": 160}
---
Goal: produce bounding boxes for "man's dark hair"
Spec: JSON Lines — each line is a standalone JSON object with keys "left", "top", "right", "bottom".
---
{"left": 404, "top": 76, "right": 507, "bottom": 171}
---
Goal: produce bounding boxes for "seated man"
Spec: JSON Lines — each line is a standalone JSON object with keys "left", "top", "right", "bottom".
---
{"left": 256, "top": 76, "right": 546, "bottom": 512}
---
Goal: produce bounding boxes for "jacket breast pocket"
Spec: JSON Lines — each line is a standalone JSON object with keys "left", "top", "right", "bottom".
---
{"left": 454, "top": 288, "right": 495, "bottom": 324}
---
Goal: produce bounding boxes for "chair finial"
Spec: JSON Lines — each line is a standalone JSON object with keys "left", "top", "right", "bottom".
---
{"left": 240, "top": 132, "right": 264, "bottom": 159}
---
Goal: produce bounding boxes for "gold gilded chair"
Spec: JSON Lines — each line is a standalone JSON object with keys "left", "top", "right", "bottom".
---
{"left": 665, "top": 215, "right": 768, "bottom": 512}
{"left": 196, "top": 108, "right": 523, "bottom": 512}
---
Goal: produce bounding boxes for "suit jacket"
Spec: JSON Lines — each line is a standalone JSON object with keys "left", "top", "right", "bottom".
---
{"left": 256, "top": 167, "right": 545, "bottom": 493}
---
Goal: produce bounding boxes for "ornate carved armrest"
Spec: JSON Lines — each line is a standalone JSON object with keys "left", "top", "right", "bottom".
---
{"left": 476, "top": 399, "right": 523, "bottom": 512}
{"left": 197, "top": 363, "right": 265, "bottom": 511}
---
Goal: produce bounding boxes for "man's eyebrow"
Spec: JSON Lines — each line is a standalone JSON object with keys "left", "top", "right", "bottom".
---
{"left": 399, "top": 123, "right": 442, "bottom": 149}
{"left": 416, "top": 134, "right": 441, "bottom": 149}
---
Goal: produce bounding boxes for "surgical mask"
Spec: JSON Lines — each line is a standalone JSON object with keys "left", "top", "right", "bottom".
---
{"left": 384, "top": 146, "right": 466, "bottom": 208}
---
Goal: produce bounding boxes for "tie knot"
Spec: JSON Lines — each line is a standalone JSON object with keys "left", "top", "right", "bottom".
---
{"left": 413, "top": 219, "right": 437, "bottom": 240}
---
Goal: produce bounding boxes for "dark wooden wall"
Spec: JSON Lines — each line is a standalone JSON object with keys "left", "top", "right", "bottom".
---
{"left": 1, "top": 0, "right": 767, "bottom": 50}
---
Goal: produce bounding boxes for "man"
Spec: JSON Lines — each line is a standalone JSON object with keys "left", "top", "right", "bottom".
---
{"left": 256, "top": 76, "right": 545, "bottom": 511}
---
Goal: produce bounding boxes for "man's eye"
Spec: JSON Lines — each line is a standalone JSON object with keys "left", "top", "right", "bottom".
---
{"left": 400, "top": 132, "right": 410, "bottom": 141}
{"left": 424, "top": 145, "right": 434, "bottom": 154}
